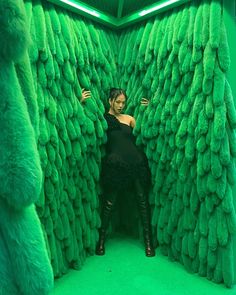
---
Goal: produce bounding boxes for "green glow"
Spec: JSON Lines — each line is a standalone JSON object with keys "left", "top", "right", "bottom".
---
{"left": 47, "top": 0, "right": 191, "bottom": 28}
{"left": 48, "top": 0, "right": 118, "bottom": 28}
{"left": 117, "top": 0, "right": 190, "bottom": 28}
{"left": 139, "top": 0, "right": 182, "bottom": 16}
{"left": 59, "top": 0, "right": 100, "bottom": 17}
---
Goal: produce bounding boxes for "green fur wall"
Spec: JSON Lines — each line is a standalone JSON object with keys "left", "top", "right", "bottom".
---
{"left": 18, "top": 0, "right": 118, "bottom": 277}
{"left": 12, "top": 0, "right": 235, "bottom": 288}
{"left": 118, "top": 0, "right": 236, "bottom": 288}
{"left": 0, "top": 0, "right": 53, "bottom": 294}
{"left": 222, "top": 0, "right": 236, "bottom": 281}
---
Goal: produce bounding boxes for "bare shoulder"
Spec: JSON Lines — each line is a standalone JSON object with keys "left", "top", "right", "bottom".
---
{"left": 122, "top": 114, "right": 136, "bottom": 127}
{"left": 123, "top": 114, "right": 134, "bottom": 120}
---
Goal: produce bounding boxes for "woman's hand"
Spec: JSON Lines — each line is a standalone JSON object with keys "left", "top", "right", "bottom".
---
{"left": 140, "top": 98, "right": 149, "bottom": 106}
{"left": 80, "top": 89, "right": 91, "bottom": 103}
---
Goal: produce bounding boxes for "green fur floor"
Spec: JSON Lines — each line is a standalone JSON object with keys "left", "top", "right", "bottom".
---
{"left": 50, "top": 234, "right": 234, "bottom": 295}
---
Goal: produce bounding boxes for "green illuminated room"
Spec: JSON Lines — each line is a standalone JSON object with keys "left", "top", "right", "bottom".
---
{"left": 0, "top": 0, "right": 236, "bottom": 294}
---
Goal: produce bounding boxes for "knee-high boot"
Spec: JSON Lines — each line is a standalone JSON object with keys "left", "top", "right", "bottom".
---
{"left": 137, "top": 195, "right": 155, "bottom": 257}
{"left": 96, "top": 200, "right": 114, "bottom": 255}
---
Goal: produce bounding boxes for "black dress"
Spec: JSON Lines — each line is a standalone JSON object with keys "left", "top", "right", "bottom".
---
{"left": 101, "top": 113, "right": 150, "bottom": 194}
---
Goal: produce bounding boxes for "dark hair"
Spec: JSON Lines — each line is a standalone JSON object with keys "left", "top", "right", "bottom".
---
{"left": 109, "top": 88, "right": 127, "bottom": 101}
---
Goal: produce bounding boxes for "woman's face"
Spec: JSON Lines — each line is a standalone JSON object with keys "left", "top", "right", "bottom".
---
{"left": 109, "top": 94, "right": 126, "bottom": 115}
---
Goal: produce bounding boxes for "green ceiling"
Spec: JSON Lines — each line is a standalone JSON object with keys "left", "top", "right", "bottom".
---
{"left": 48, "top": 0, "right": 191, "bottom": 28}
{"left": 79, "top": 0, "right": 159, "bottom": 18}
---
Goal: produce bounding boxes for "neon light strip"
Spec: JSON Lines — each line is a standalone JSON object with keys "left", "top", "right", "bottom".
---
{"left": 48, "top": 0, "right": 191, "bottom": 28}
{"left": 59, "top": 0, "right": 100, "bottom": 17}
{"left": 139, "top": 0, "right": 181, "bottom": 16}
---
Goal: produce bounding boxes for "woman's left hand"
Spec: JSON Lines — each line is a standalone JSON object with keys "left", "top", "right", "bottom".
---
{"left": 80, "top": 89, "right": 91, "bottom": 103}
{"left": 140, "top": 98, "right": 149, "bottom": 106}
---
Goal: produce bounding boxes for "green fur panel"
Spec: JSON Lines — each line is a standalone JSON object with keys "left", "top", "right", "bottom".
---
{"left": 18, "top": 0, "right": 118, "bottom": 279}
{"left": 0, "top": 61, "right": 42, "bottom": 208}
{"left": 0, "top": 0, "right": 30, "bottom": 61}
{"left": 1, "top": 0, "right": 234, "bottom": 291}
{"left": 0, "top": 0, "right": 53, "bottom": 294}
{"left": 118, "top": 0, "right": 236, "bottom": 288}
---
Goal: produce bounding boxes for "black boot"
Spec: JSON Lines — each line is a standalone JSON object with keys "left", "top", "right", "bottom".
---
{"left": 95, "top": 229, "right": 106, "bottom": 255}
{"left": 143, "top": 228, "right": 155, "bottom": 257}
{"left": 138, "top": 196, "right": 155, "bottom": 257}
{"left": 96, "top": 199, "right": 114, "bottom": 255}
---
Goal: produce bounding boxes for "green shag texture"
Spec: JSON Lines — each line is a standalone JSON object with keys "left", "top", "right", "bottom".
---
{"left": 0, "top": 0, "right": 54, "bottom": 294}
{"left": 117, "top": 0, "right": 236, "bottom": 288}
{"left": 21, "top": 0, "right": 118, "bottom": 279}
{"left": 11, "top": 0, "right": 235, "bottom": 289}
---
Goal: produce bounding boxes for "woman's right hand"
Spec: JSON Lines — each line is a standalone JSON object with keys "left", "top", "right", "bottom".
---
{"left": 140, "top": 98, "right": 149, "bottom": 106}
{"left": 80, "top": 89, "right": 91, "bottom": 103}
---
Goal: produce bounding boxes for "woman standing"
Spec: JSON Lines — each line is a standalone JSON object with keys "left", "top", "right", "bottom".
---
{"left": 94, "top": 88, "right": 155, "bottom": 257}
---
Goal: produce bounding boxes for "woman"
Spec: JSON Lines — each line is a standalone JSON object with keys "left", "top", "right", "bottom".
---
{"left": 81, "top": 88, "right": 155, "bottom": 257}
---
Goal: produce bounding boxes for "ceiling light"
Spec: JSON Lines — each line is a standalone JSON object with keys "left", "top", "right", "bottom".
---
{"left": 139, "top": 0, "right": 181, "bottom": 16}
{"left": 48, "top": 0, "right": 190, "bottom": 28}
{"left": 59, "top": 0, "right": 100, "bottom": 17}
